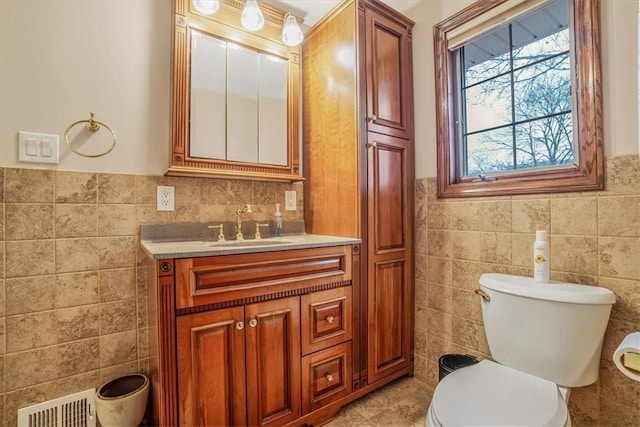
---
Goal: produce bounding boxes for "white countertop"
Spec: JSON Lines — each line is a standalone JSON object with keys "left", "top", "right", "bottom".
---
{"left": 140, "top": 234, "right": 361, "bottom": 259}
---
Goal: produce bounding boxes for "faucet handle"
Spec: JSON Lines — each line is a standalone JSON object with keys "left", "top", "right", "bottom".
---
{"left": 208, "top": 224, "right": 225, "bottom": 242}
{"left": 255, "top": 223, "right": 269, "bottom": 240}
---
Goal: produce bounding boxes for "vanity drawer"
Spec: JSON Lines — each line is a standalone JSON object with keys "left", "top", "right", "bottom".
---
{"left": 302, "top": 342, "right": 352, "bottom": 414}
{"left": 175, "top": 245, "right": 352, "bottom": 309}
{"left": 301, "top": 287, "right": 352, "bottom": 355}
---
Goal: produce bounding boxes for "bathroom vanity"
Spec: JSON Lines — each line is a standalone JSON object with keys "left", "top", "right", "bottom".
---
{"left": 147, "top": 0, "right": 417, "bottom": 423}
{"left": 142, "top": 234, "right": 385, "bottom": 426}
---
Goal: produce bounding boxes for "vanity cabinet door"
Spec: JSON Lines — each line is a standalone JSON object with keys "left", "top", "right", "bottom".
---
{"left": 177, "top": 307, "right": 246, "bottom": 426}
{"left": 366, "top": 132, "right": 414, "bottom": 384}
{"left": 364, "top": 5, "right": 413, "bottom": 140}
{"left": 245, "top": 297, "right": 302, "bottom": 427}
{"left": 176, "top": 297, "right": 302, "bottom": 427}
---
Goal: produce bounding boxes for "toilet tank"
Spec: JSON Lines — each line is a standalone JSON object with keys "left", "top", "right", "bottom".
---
{"left": 478, "top": 273, "right": 615, "bottom": 387}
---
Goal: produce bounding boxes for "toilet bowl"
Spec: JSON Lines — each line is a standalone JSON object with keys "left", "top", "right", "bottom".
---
{"left": 426, "top": 360, "right": 570, "bottom": 426}
{"left": 95, "top": 373, "right": 149, "bottom": 427}
{"left": 425, "top": 273, "right": 615, "bottom": 427}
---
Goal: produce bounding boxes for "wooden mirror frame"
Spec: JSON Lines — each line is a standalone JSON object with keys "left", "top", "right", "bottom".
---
{"left": 168, "top": 0, "right": 303, "bottom": 182}
{"left": 433, "top": 0, "right": 604, "bottom": 198}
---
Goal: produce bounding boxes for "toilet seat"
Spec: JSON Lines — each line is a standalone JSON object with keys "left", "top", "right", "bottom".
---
{"left": 430, "top": 360, "right": 568, "bottom": 426}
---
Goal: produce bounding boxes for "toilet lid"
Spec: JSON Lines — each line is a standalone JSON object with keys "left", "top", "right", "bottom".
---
{"left": 432, "top": 360, "right": 567, "bottom": 426}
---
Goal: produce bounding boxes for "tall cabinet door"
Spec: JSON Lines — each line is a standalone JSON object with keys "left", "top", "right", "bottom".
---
{"left": 246, "top": 297, "right": 301, "bottom": 427}
{"left": 364, "top": 5, "right": 413, "bottom": 140}
{"left": 366, "top": 132, "right": 414, "bottom": 384}
{"left": 177, "top": 307, "right": 247, "bottom": 426}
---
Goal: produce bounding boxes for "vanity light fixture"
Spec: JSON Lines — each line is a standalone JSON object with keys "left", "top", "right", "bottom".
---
{"left": 241, "top": 0, "right": 265, "bottom": 31}
{"left": 192, "top": 0, "right": 220, "bottom": 15}
{"left": 281, "top": 13, "right": 303, "bottom": 47}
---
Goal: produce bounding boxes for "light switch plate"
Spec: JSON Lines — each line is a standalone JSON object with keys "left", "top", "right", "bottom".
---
{"left": 285, "top": 191, "right": 297, "bottom": 211}
{"left": 18, "top": 131, "right": 59, "bottom": 164}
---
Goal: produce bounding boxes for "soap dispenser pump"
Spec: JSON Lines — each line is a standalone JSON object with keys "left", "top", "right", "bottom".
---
{"left": 274, "top": 203, "right": 284, "bottom": 237}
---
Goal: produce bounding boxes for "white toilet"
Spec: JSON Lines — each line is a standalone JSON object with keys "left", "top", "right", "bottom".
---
{"left": 426, "top": 273, "right": 615, "bottom": 427}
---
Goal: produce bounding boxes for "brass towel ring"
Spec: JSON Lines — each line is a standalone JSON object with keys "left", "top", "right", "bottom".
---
{"left": 64, "top": 112, "right": 116, "bottom": 158}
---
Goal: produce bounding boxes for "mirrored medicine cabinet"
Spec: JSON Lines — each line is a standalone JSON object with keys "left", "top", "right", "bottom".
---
{"left": 168, "top": 0, "right": 303, "bottom": 181}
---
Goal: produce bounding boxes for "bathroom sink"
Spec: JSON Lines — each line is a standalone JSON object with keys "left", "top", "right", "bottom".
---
{"left": 208, "top": 239, "right": 295, "bottom": 247}
{"left": 140, "top": 232, "right": 362, "bottom": 259}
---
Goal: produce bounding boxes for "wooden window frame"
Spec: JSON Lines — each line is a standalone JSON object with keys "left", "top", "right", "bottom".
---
{"left": 433, "top": 0, "right": 604, "bottom": 198}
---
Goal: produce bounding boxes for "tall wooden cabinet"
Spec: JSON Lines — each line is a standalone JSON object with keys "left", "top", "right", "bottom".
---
{"left": 303, "top": 0, "right": 415, "bottom": 389}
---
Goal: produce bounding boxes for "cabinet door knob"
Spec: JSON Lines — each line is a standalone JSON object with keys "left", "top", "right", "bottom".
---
{"left": 326, "top": 316, "right": 335, "bottom": 324}
{"left": 249, "top": 319, "right": 258, "bottom": 328}
{"left": 368, "top": 114, "right": 377, "bottom": 122}
{"left": 236, "top": 321, "right": 244, "bottom": 330}
{"left": 326, "top": 373, "right": 335, "bottom": 383}
{"left": 365, "top": 141, "right": 377, "bottom": 148}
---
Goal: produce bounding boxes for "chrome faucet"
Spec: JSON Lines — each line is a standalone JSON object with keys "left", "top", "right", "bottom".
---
{"left": 235, "top": 204, "right": 252, "bottom": 240}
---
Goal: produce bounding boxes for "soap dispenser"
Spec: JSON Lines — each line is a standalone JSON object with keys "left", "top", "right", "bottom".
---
{"left": 274, "top": 203, "right": 284, "bottom": 237}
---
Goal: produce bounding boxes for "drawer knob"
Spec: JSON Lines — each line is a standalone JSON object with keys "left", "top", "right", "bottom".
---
{"left": 326, "top": 373, "right": 335, "bottom": 383}
{"left": 236, "top": 322, "right": 244, "bottom": 330}
{"left": 249, "top": 319, "right": 258, "bottom": 328}
{"left": 326, "top": 316, "right": 335, "bottom": 324}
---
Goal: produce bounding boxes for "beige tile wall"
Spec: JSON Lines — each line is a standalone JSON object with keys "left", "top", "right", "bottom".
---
{"left": 414, "top": 154, "right": 640, "bottom": 426}
{"left": 0, "top": 168, "right": 303, "bottom": 426}
{"left": 2, "top": 156, "right": 637, "bottom": 426}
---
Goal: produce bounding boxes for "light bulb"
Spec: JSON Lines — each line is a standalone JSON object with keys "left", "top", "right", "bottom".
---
{"left": 281, "top": 14, "right": 303, "bottom": 47}
{"left": 241, "top": 0, "right": 265, "bottom": 31}
{"left": 192, "top": 0, "right": 219, "bottom": 15}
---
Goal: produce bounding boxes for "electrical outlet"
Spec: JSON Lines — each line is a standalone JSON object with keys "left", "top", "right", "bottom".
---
{"left": 157, "top": 186, "right": 175, "bottom": 211}
{"left": 285, "top": 190, "right": 297, "bottom": 211}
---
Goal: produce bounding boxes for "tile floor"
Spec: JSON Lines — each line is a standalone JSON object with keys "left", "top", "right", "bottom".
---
{"left": 324, "top": 376, "right": 433, "bottom": 427}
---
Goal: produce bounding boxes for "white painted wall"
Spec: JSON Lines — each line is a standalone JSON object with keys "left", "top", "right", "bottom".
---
{"left": 0, "top": 0, "right": 172, "bottom": 175}
{"left": 405, "top": 0, "right": 640, "bottom": 179}
{"left": 601, "top": 0, "right": 640, "bottom": 160}
{"left": 638, "top": 0, "right": 640, "bottom": 155}
{"left": 1, "top": 0, "right": 637, "bottom": 178}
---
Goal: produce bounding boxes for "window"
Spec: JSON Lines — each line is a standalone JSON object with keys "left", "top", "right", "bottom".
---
{"left": 434, "top": 0, "right": 604, "bottom": 198}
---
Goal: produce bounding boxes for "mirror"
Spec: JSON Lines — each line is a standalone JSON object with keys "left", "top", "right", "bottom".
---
{"left": 168, "top": 0, "right": 302, "bottom": 181}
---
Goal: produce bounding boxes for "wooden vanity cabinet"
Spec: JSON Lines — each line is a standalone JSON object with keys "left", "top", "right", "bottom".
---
{"left": 303, "top": 0, "right": 415, "bottom": 392}
{"left": 147, "top": 244, "right": 359, "bottom": 427}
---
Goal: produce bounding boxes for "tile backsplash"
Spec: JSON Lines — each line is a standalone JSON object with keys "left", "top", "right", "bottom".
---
{"left": 414, "top": 154, "right": 640, "bottom": 426}
{"left": 0, "top": 169, "right": 303, "bottom": 426}
{"left": 0, "top": 155, "right": 637, "bottom": 426}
